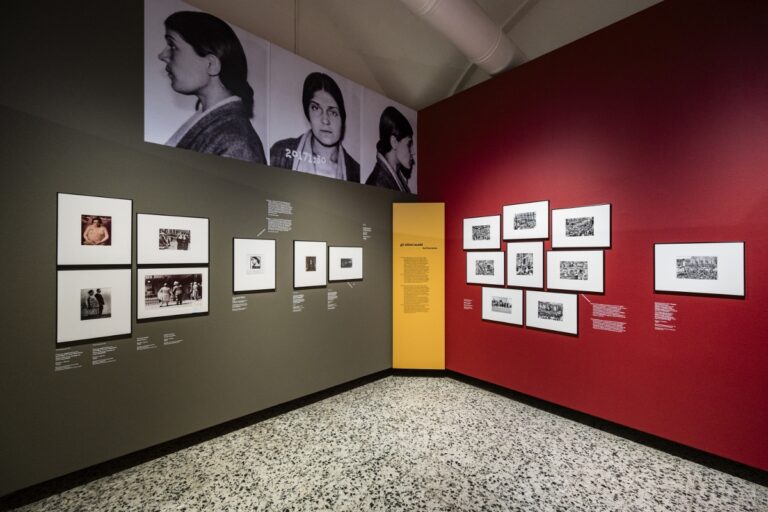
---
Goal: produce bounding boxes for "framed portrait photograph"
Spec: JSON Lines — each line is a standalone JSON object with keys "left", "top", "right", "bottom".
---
{"left": 57, "top": 269, "right": 132, "bottom": 344}
{"left": 525, "top": 290, "right": 578, "bottom": 335}
{"left": 502, "top": 200, "right": 549, "bottom": 240}
{"left": 466, "top": 251, "right": 505, "bottom": 286}
{"left": 294, "top": 240, "right": 328, "bottom": 289}
{"left": 57, "top": 193, "right": 133, "bottom": 266}
{"left": 137, "top": 213, "right": 209, "bottom": 265}
{"left": 551, "top": 204, "right": 611, "bottom": 249}
{"left": 137, "top": 267, "right": 209, "bottom": 320}
{"left": 546, "top": 250, "right": 604, "bottom": 293}
{"left": 463, "top": 215, "right": 501, "bottom": 250}
{"left": 482, "top": 287, "right": 523, "bottom": 326}
{"left": 654, "top": 242, "right": 745, "bottom": 297}
{"left": 506, "top": 242, "right": 544, "bottom": 289}
{"left": 233, "top": 238, "right": 276, "bottom": 293}
{"left": 328, "top": 246, "right": 363, "bottom": 282}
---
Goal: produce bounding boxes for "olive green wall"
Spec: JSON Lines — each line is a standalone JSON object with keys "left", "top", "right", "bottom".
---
{"left": 0, "top": 1, "right": 409, "bottom": 496}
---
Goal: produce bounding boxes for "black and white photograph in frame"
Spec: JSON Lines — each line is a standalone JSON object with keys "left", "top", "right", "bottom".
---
{"left": 466, "top": 251, "right": 505, "bottom": 286}
{"left": 463, "top": 215, "right": 501, "bottom": 250}
{"left": 294, "top": 240, "right": 328, "bottom": 289}
{"left": 328, "top": 246, "right": 363, "bottom": 282}
{"left": 57, "top": 193, "right": 132, "bottom": 266}
{"left": 57, "top": 269, "right": 132, "bottom": 344}
{"left": 546, "top": 250, "right": 604, "bottom": 293}
{"left": 137, "top": 267, "right": 209, "bottom": 320}
{"left": 144, "top": 0, "right": 268, "bottom": 165}
{"left": 502, "top": 200, "right": 549, "bottom": 240}
{"left": 654, "top": 242, "right": 745, "bottom": 297}
{"left": 551, "top": 204, "right": 611, "bottom": 249}
{"left": 506, "top": 242, "right": 544, "bottom": 289}
{"left": 233, "top": 238, "right": 276, "bottom": 293}
{"left": 269, "top": 44, "right": 361, "bottom": 183}
{"left": 481, "top": 287, "right": 523, "bottom": 325}
{"left": 137, "top": 213, "right": 209, "bottom": 265}
{"left": 360, "top": 88, "right": 418, "bottom": 193}
{"left": 525, "top": 290, "right": 578, "bottom": 335}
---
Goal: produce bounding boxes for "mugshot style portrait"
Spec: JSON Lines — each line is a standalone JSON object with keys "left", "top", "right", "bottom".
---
{"left": 269, "top": 45, "right": 362, "bottom": 183}
{"left": 144, "top": 0, "right": 268, "bottom": 164}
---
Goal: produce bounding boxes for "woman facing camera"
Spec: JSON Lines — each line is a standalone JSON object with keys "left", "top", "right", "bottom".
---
{"left": 158, "top": 11, "right": 266, "bottom": 164}
{"left": 270, "top": 72, "right": 360, "bottom": 182}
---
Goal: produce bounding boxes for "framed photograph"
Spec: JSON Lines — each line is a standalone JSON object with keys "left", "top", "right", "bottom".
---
{"left": 506, "top": 242, "right": 544, "bottom": 289}
{"left": 551, "top": 204, "right": 611, "bottom": 249}
{"left": 546, "top": 250, "right": 604, "bottom": 293}
{"left": 654, "top": 242, "right": 745, "bottom": 297}
{"left": 502, "top": 200, "right": 549, "bottom": 240}
{"left": 233, "top": 238, "right": 276, "bottom": 293}
{"left": 57, "top": 269, "right": 132, "bottom": 344}
{"left": 137, "top": 267, "right": 209, "bottom": 320}
{"left": 137, "top": 214, "right": 209, "bottom": 265}
{"left": 294, "top": 241, "right": 328, "bottom": 289}
{"left": 328, "top": 246, "right": 363, "bottom": 282}
{"left": 463, "top": 215, "right": 501, "bottom": 250}
{"left": 525, "top": 290, "right": 578, "bottom": 335}
{"left": 57, "top": 193, "right": 133, "bottom": 266}
{"left": 482, "top": 287, "right": 523, "bottom": 325}
{"left": 466, "top": 251, "right": 505, "bottom": 286}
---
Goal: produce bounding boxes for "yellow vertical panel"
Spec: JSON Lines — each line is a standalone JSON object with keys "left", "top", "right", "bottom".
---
{"left": 392, "top": 203, "right": 445, "bottom": 369}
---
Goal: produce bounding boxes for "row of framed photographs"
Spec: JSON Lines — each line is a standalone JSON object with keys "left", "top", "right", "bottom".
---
{"left": 481, "top": 288, "right": 578, "bottom": 335}
{"left": 467, "top": 245, "right": 605, "bottom": 293}
{"left": 464, "top": 202, "right": 611, "bottom": 250}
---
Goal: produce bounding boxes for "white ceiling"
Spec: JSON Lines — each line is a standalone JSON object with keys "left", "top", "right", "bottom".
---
{"left": 189, "top": 0, "right": 662, "bottom": 110}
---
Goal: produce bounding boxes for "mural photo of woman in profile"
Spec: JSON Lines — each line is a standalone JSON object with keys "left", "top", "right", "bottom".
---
{"left": 366, "top": 106, "right": 416, "bottom": 193}
{"left": 270, "top": 72, "right": 360, "bottom": 182}
{"left": 157, "top": 11, "right": 266, "bottom": 164}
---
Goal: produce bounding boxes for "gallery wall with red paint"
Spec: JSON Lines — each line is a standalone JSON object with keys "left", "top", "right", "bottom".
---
{"left": 418, "top": 0, "right": 768, "bottom": 470}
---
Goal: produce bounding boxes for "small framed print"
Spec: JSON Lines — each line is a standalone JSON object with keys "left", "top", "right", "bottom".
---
{"left": 57, "top": 269, "right": 131, "bottom": 344}
{"left": 467, "top": 251, "right": 505, "bottom": 286}
{"left": 137, "top": 214, "right": 209, "bottom": 265}
{"left": 654, "top": 242, "right": 745, "bottom": 297}
{"left": 328, "top": 246, "right": 363, "bottom": 282}
{"left": 482, "top": 287, "right": 523, "bottom": 325}
{"left": 546, "top": 250, "right": 604, "bottom": 293}
{"left": 294, "top": 241, "right": 328, "bottom": 289}
{"left": 551, "top": 204, "right": 611, "bottom": 249}
{"left": 233, "top": 238, "right": 276, "bottom": 293}
{"left": 463, "top": 215, "right": 501, "bottom": 250}
{"left": 525, "top": 290, "right": 578, "bottom": 335}
{"left": 137, "top": 267, "right": 209, "bottom": 320}
{"left": 57, "top": 193, "right": 133, "bottom": 266}
{"left": 503, "top": 200, "right": 549, "bottom": 240}
{"left": 506, "top": 242, "right": 544, "bottom": 289}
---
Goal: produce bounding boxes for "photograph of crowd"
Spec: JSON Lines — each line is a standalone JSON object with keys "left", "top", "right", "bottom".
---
{"left": 514, "top": 212, "right": 536, "bottom": 230}
{"left": 80, "top": 287, "right": 111, "bottom": 320}
{"left": 676, "top": 256, "right": 718, "bottom": 280}
{"left": 565, "top": 216, "right": 594, "bottom": 237}
{"left": 538, "top": 301, "right": 564, "bottom": 321}
{"left": 306, "top": 256, "right": 317, "bottom": 272}
{"left": 144, "top": 273, "right": 203, "bottom": 310}
{"left": 472, "top": 225, "right": 491, "bottom": 241}
{"left": 516, "top": 252, "right": 534, "bottom": 276}
{"left": 476, "top": 260, "right": 495, "bottom": 276}
{"left": 491, "top": 296, "right": 512, "bottom": 314}
{"left": 81, "top": 215, "right": 112, "bottom": 246}
{"left": 560, "top": 261, "right": 589, "bottom": 280}
{"left": 340, "top": 258, "right": 353, "bottom": 268}
{"left": 159, "top": 228, "right": 191, "bottom": 251}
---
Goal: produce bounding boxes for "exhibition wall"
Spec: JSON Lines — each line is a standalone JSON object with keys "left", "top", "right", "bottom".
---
{"left": 0, "top": 1, "right": 411, "bottom": 496}
{"left": 418, "top": 0, "right": 768, "bottom": 470}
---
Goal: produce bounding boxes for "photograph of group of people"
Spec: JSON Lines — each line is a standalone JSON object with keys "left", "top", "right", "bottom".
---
{"left": 144, "top": 0, "right": 417, "bottom": 193}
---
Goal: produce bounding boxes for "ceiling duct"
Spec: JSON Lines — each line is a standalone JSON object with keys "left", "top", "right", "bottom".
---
{"left": 400, "top": 0, "right": 517, "bottom": 75}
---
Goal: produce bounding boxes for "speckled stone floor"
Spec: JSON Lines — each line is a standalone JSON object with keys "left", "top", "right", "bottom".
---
{"left": 12, "top": 376, "right": 768, "bottom": 511}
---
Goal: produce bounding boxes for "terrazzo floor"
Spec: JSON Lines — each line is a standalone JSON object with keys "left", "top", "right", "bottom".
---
{"left": 12, "top": 376, "right": 768, "bottom": 511}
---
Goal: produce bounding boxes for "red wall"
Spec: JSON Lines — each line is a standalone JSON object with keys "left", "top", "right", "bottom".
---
{"left": 418, "top": 0, "right": 768, "bottom": 470}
